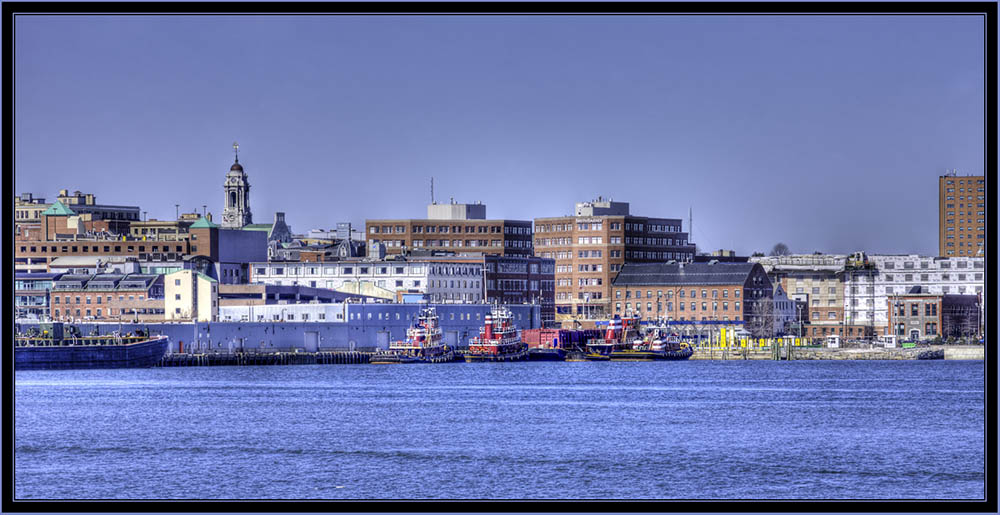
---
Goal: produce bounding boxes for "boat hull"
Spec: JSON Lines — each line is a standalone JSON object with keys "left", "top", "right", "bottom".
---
{"left": 609, "top": 348, "right": 694, "bottom": 361}
{"left": 15, "top": 336, "right": 170, "bottom": 371}
{"left": 370, "top": 349, "right": 455, "bottom": 364}
{"left": 528, "top": 348, "right": 567, "bottom": 361}
{"left": 464, "top": 346, "right": 530, "bottom": 362}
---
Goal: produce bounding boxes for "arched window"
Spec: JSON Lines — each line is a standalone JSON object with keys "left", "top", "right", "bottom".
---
{"left": 229, "top": 191, "right": 237, "bottom": 207}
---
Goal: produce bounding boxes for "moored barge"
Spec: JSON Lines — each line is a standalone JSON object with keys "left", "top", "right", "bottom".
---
{"left": 15, "top": 323, "right": 169, "bottom": 371}
{"left": 609, "top": 325, "right": 693, "bottom": 361}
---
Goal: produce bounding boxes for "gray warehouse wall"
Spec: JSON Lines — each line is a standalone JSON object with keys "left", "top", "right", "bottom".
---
{"left": 18, "top": 303, "right": 541, "bottom": 354}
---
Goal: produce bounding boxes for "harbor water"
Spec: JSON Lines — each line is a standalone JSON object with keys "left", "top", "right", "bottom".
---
{"left": 14, "top": 360, "right": 984, "bottom": 500}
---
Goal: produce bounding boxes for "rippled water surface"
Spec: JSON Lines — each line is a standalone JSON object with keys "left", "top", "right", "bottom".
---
{"left": 14, "top": 360, "right": 984, "bottom": 499}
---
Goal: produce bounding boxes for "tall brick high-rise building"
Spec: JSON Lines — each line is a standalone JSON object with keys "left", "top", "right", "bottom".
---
{"left": 534, "top": 198, "right": 695, "bottom": 325}
{"left": 939, "top": 171, "right": 985, "bottom": 257}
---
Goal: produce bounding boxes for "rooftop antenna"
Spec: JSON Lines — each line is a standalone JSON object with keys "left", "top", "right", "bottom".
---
{"left": 431, "top": 177, "right": 435, "bottom": 204}
{"left": 233, "top": 141, "right": 239, "bottom": 163}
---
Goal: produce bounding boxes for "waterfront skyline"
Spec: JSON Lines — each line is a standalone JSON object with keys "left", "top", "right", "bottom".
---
{"left": 14, "top": 15, "right": 985, "bottom": 256}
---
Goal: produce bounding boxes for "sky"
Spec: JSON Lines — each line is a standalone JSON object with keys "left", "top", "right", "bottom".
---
{"left": 14, "top": 15, "right": 985, "bottom": 256}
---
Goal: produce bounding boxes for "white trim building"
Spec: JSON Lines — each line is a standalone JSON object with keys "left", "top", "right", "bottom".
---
{"left": 843, "top": 254, "right": 985, "bottom": 328}
{"left": 249, "top": 260, "right": 483, "bottom": 303}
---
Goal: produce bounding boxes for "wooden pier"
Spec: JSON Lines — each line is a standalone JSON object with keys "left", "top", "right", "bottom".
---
{"left": 157, "top": 351, "right": 372, "bottom": 367}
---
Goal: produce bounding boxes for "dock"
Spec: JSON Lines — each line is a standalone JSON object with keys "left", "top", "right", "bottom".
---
{"left": 157, "top": 350, "right": 372, "bottom": 367}
{"left": 688, "top": 345, "right": 984, "bottom": 361}
{"left": 154, "top": 345, "right": 983, "bottom": 366}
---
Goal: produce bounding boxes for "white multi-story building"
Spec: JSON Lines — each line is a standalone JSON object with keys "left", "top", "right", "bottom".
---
{"left": 219, "top": 302, "right": 347, "bottom": 323}
{"left": 771, "top": 284, "right": 799, "bottom": 336}
{"left": 249, "top": 259, "right": 483, "bottom": 303}
{"left": 843, "top": 255, "right": 985, "bottom": 328}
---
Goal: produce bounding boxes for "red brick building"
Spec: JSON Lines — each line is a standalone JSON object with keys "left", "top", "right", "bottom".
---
{"left": 366, "top": 201, "right": 533, "bottom": 257}
{"left": 535, "top": 198, "right": 695, "bottom": 323}
{"left": 938, "top": 172, "right": 986, "bottom": 257}
{"left": 611, "top": 261, "right": 773, "bottom": 336}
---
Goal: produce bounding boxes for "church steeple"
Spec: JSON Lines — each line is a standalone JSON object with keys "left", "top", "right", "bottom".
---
{"left": 222, "top": 142, "right": 252, "bottom": 229}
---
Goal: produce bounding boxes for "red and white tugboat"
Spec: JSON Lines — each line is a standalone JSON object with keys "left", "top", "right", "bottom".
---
{"left": 371, "top": 307, "right": 454, "bottom": 364}
{"left": 465, "top": 306, "right": 529, "bottom": 362}
{"left": 585, "top": 314, "right": 641, "bottom": 360}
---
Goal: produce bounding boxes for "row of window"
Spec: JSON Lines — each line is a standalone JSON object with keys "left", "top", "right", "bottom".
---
{"left": 18, "top": 244, "right": 185, "bottom": 254}
{"left": 257, "top": 264, "right": 486, "bottom": 277}
{"left": 892, "top": 302, "right": 938, "bottom": 317}
{"left": 15, "top": 209, "right": 45, "bottom": 219}
{"left": 369, "top": 225, "right": 531, "bottom": 235}
{"left": 54, "top": 294, "right": 146, "bottom": 304}
{"left": 613, "top": 303, "right": 742, "bottom": 321}
{"left": 883, "top": 273, "right": 981, "bottom": 282}
{"left": 617, "top": 288, "right": 742, "bottom": 300}
{"left": 622, "top": 301, "right": 740, "bottom": 312}
{"left": 535, "top": 221, "right": 682, "bottom": 234}
{"left": 52, "top": 307, "right": 163, "bottom": 318}
{"left": 346, "top": 309, "right": 522, "bottom": 321}
{"left": 536, "top": 250, "right": 690, "bottom": 261}
{"left": 879, "top": 260, "right": 981, "bottom": 269}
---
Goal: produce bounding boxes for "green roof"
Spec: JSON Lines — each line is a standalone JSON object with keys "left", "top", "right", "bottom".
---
{"left": 242, "top": 224, "right": 272, "bottom": 231}
{"left": 41, "top": 201, "right": 75, "bottom": 216}
{"left": 195, "top": 272, "right": 217, "bottom": 283}
{"left": 190, "top": 216, "right": 219, "bottom": 229}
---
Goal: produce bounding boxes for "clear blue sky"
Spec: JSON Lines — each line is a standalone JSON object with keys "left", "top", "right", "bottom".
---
{"left": 14, "top": 15, "right": 985, "bottom": 255}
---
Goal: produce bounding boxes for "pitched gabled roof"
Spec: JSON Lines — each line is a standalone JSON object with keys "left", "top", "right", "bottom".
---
{"left": 190, "top": 216, "right": 219, "bottom": 229}
{"left": 613, "top": 262, "right": 759, "bottom": 287}
{"left": 41, "top": 201, "right": 75, "bottom": 216}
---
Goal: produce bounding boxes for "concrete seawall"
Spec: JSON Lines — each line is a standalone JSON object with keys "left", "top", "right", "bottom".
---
{"left": 691, "top": 345, "right": 984, "bottom": 361}
{"left": 944, "top": 346, "right": 985, "bottom": 360}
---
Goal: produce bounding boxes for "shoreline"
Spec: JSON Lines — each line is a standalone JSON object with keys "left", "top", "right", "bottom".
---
{"left": 689, "top": 344, "right": 984, "bottom": 361}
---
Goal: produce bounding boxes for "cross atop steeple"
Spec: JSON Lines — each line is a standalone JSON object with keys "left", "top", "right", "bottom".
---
{"left": 233, "top": 141, "right": 239, "bottom": 163}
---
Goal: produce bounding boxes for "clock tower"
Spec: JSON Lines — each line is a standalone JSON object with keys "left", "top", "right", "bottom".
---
{"left": 222, "top": 142, "right": 252, "bottom": 229}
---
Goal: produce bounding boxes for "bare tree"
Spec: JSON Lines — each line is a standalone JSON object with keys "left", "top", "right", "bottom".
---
{"left": 770, "top": 243, "right": 790, "bottom": 256}
{"left": 745, "top": 298, "right": 775, "bottom": 338}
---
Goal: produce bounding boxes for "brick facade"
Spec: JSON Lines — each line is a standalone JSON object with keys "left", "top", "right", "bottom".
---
{"left": 939, "top": 174, "right": 986, "bottom": 257}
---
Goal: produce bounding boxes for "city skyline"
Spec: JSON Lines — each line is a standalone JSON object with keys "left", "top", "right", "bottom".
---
{"left": 14, "top": 15, "right": 985, "bottom": 256}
